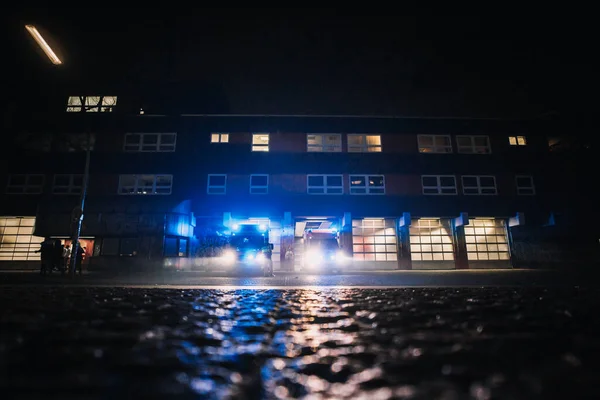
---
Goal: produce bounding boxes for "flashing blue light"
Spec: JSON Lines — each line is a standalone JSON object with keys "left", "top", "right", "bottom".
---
{"left": 232, "top": 223, "right": 240, "bottom": 231}
{"left": 330, "top": 225, "right": 336, "bottom": 231}
{"left": 258, "top": 224, "right": 267, "bottom": 232}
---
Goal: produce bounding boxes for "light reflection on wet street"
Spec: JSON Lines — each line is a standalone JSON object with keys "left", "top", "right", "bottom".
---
{"left": 1, "top": 287, "right": 599, "bottom": 399}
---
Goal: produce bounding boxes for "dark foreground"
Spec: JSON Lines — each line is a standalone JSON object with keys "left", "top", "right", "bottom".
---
{"left": 1, "top": 286, "right": 599, "bottom": 399}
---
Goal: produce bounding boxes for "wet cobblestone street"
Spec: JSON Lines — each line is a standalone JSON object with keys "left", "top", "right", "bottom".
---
{"left": 1, "top": 286, "right": 600, "bottom": 399}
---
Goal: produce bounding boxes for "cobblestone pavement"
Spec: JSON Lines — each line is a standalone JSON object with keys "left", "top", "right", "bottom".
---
{"left": 1, "top": 287, "right": 599, "bottom": 399}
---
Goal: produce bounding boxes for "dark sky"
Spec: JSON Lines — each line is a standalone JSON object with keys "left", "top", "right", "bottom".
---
{"left": 3, "top": 9, "right": 595, "bottom": 118}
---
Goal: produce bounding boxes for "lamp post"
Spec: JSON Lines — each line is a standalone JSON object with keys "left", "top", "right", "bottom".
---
{"left": 69, "top": 132, "right": 92, "bottom": 277}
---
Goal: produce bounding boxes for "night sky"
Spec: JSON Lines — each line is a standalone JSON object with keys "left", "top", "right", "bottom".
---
{"left": 3, "top": 9, "right": 595, "bottom": 119}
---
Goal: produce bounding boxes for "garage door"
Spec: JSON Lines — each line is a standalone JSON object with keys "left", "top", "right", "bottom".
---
{"left": 352, "top": 219, "right": 397, "bottom": 261}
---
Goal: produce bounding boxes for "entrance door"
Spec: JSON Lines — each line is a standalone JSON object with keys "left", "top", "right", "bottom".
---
{"left": 63, "top": 238, "right": 95, "bottom": 264}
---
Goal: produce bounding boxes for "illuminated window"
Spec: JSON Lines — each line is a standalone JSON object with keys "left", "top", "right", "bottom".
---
{"left": 118, "top": 174, "right": 172, "bottom": 195}
{"left": 347, "top": 134, "right": 382, "bottom": 152}
{"left": 509, "top": 136, "right": 527, "bottom": 146}
{"left": 516, "top": 175, "right": 535, "bottom": 195}
{"left": 5, "top": 174, "right": 44, "bottom": 194}
{"left": 456, "top": 135, "right": 491, "bottom": 154}
{"left": 307, "top": 134, "right": 342, "bottom": 152}
{"left": 462, "top": 176, "right": 497, "bottom": 195}
{"left": 250, "top": 174, "right": 268, "bottom": 194}
{"left": 0, "top": 217, "right": 43, "bottom": 261}
{"left": 464, "top": 219, "right": 510, "bottom": 261}
{"left": 409, "top": 219, "right": 454, "bottom": 261}
{"left": 418, "top": 135, "right": 452, "bottom": 153}
{"left": 352, "top": 219, "right": 397, "bottom": 261}
{"left": 252, "top": 133, "right": 269, "bottom": 152}
{"left": 307, "top": 175, "right": 343, "bottom": 195}
{"left": 66, "top": 96, "right": 117, "bottom": 112}
{"left": 124, "top": 133, "right": 176, "bottom": 152}
{"left": 53, "top": 174, "right": 83, "bottom": 195}
{"left": 421, "top": 175, "right": 457, "bottom": 195}
{"left": 207, "top": 174, "right": 227, "bottom": 194}
{"left": 349, "top": 175, "right": 385, "bottom": 194}
{"left": 211, "top": 133, "right": 229, "bottom": 143}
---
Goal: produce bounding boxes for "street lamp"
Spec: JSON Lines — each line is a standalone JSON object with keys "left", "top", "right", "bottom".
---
{"left": 24, "top": 23, "right": 88, "bottom": 276}
{"left": 69, "top": 133, "right": 92, "bottom": 277}
{"left": 25, "top": 25, "right": 62, "bottom": 65}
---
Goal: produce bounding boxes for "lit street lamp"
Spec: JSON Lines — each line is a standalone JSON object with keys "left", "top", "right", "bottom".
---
{"left": 25, "top": 25, "right": 62, "bottom": 65}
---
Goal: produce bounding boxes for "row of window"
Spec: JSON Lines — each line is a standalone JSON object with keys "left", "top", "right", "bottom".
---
{"left": 16, "top": 131, "right": 529, "bottom": 154}
{"left": 421, "top": 175, "right": 534, "bottom": 195}
{"left": 212, "top": 133, "right": 526, "bottom": 154}
{"left": 4, "top": 174, "right": 536, "bottom": 196}
{"left": 207, "top": 174, "right": 535, "bottom": 196}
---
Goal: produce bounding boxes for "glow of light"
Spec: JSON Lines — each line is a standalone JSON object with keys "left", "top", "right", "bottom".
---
{"left": 306, "top": 249, "right": 323, "bottom": 265}
{"left": 221, "top": 250, "right": 236, "bottom": 265}
{"left": 25, "top": 25, "right": 62, "bottom": 65}
{"left": 232, "top": 224, "right": 239, "bottom": 231}
{"left": 259, "top": 224, "right": 267, "bottom": 232}
{"left": 335, "top": 251, "right": 349, "bottom": 265}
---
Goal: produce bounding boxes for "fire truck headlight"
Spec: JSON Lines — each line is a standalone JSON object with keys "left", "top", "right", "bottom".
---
{"left": 306, "top": 250, "right": 323, "bottom": 265}
{"left": 222, "top": 250, "right": 236, "bottom": 265}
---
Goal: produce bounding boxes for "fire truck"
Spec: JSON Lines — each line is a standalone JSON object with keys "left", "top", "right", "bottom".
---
{"left": 302, "top": 228, "right": 349, "bottom": 272}
{"left": 219, "top": 223, "right": 274, "bottom": 276}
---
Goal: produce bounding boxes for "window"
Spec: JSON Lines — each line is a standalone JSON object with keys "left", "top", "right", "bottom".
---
{"left": 207, "top": 174, "right": 227, "bottom": 194}
{"left": 456, "top": 135, "right": 491, "bottom": 154}
{"left": 307, "top": 175, "right": 343, "bottom": 194}
{"left": 211, "top": 133, "right": 229, "bottom": 143}
{"left": 347, "top": 134, "right": 382, "bottom": 152}
{"left": 53, "top": 174, "right": 83, "bottom": 195}
{"left": 307, "top": 134, "right": 342, "bottom": 152}
{"left": 0, "top": 217, "right": 43, "bottom": 261}
{"left": 516, "top": 175, "right": 535, "bottom": 195}
{"left": 352, "top": 219, "right": 397, "bottom": 261}
{"left": 66, "top": 96, "right": 117, "bottom": 112}
{"left": 252, "top": 133, "right": 269, "bottom": 152}
{"left": 164, "top": 237, "right": 188, "bottom": 257}
{"left": 53, "top": 133, "right": 96, "bottom": 152}
{"left": 250, "top": 174, "right": 269, "bottom": 194}
{"left": 124, "top": 133, "right": 176, "bottom": 152}
{"left": 100, "top": 238, "right": 119, "bottom": 255}
{"left": 417, "top": 135, "right": 452, "bottom": 153}
{"left": 6, "top": 174, "right": 44, "bottom": 194}
{"left": 509, "top": 136, "right": 527, "bottom": 146}
{"left": 410, "top": 219, "right": 454, "bottom": 261}
{"left": 421, "top": 175, "right": 457, "bottom": 195}
{"left": 101, "top": 238, "right": 138, "bottom": 256}
{"left": 462, "top": 176, "right": 497, "bottom": 195}
{"left": 14, "top": 133, "right": 51, "bottom": 152}
{"left": 464, "top": 219, "right": 510, "bottom": 261}
{"left": 118, "top": 174, "right": 172, "bottom": 195}
{"left": 350, "top": 175, "right": 385, "bottom": 194}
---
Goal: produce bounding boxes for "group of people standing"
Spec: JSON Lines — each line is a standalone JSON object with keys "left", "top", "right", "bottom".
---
{"left": 36, "top": 237, "right": 84, "bottom": 275}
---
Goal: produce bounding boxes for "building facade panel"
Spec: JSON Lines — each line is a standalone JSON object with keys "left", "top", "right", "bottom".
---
{"left": 2, "top": 106, "right": 596, "bottom": 271}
